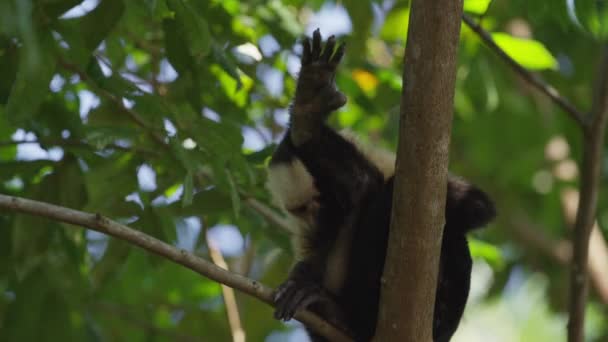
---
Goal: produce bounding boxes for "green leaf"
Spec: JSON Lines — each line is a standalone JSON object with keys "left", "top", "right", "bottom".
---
{"left": 169, "top": 136, "right": 198, "bottom": 172}
{"left": 85, "top": 58, "right": 138, "bottom": 96}
{"left": 168, "top": 187, "right": 232, "bottom": 216}
{"left": 85, "top": 126, "right": 138, "bottom": 149}
{"left": 226, "top": 169, "right": 240, "bottom": 219}
{"left": 491, "top": 33, "right": 558, "bottom": 70}
{"left": 84, "top": 154, "right": 139, "bottom": 212}
{"left": 133, "top": 207, "right": 176, "bottom": 243}
{"left": 469, "top": 238, "right": 504, "bottom": 269}
{"left": 212, "top": 43, "right": 242, "bottom": 89}
{"left": 162, "top": 17, "right": 193, "bottom": 74}
{"left": 191, "top": 116, "right": 244, "bottom": 157}
{"left": 573, "top": 0, "right": 608, "bottom": 39}
{"left": 464, "top": 0, "right": 492, "bottom": 15}
{"left": 0, "top": 160, "right": 55, "bottom": 181}
{"left": 209, "top": 64, "right": 252, "bottom": 107}
{"left": 34, "top": 95, "right": 84, "bottom": 137}
{"left": 380, "top": 7, "right": 409, "bottom": 41}
{"left": 0, "top": 37, "right": 18, "bottom": 104}
{"left": 35, "top": 0, "right": 82, "bottom": 18}
{"left": 166, "top": 0, "right": 211, "bottom": 61}
{"left": 145, "top": 0, "right": 173, "bottom": 19}
{"left": 54, "top": 0, "right": 126, "bottom": 67}
{"left": 162, "top": 18, "right": 203, "bottom": 108}
{"left": 9, "top": 160, "right": 85, "bottom": 277}
{"left": 182, "top": 170, "right": 193, "bottom": 207}
{"left": 0, "top": 1, "right": 18, "bottom": 36}
{"left": 6, "top": 30, "right": 56, "bottom": 124}
{"left": 2, "top": 270, "right": 49, "bottom": 341}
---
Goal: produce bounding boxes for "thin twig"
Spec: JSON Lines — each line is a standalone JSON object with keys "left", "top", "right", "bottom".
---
{"left": 0, "top": 193, "right": 352, "bottom": 342}
{"left": 560, "top": 189, "right": 608, "bottom": 305}
{"left": 462, "top": 14, "right": 587, "bottom": 128}
{"left": 568, "top": 46, "right": 608, "bottom": 342}
{"left": 207, "top": 235, "right": 246, "bottom": 342}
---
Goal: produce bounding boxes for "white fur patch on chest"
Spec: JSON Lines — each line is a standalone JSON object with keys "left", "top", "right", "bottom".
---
{"left": 266, "top": 159, "right": 317, "bottom": 213}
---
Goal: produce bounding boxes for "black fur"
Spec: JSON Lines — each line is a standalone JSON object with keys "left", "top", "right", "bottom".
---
{"left": 270, "top": 30, "right": 496, "bottom": 342}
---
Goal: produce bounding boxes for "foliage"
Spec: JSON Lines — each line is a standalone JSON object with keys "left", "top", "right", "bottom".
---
{"left": 0, "top": 0, "right": 607, "bottom": 341}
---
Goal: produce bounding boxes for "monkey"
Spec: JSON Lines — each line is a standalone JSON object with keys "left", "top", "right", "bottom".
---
{"left": 266, "top": 29, "right": 496, "bottom": 342}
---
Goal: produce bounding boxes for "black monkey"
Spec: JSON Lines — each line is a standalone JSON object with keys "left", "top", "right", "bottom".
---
{"left": 266, "top": 30, "right": 496, "bottom": 342}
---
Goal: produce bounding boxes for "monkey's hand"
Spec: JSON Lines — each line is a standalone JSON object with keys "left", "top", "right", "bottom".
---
{"left": 292, "top": 29, "right": 347, "bottom": 119}
{"left": 273, "top": 278, "right": 332, "bottom": 321}
{"left": 290, "top": 29, "right": 346, "bottom": 145}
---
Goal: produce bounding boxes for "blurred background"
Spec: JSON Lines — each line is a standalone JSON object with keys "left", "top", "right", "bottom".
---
{"left": 0, "top": 0, "right": 607, "bottom": 341}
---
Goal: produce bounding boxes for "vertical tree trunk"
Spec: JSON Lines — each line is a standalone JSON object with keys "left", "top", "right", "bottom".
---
{"left": 567, "top": 47, "right": 608, "bottom": 342}
{"left": 374, "top": 1, "right": 463, "bottom": 341}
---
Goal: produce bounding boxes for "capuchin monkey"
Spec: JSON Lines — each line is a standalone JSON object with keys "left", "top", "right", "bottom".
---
{"left": 266, "top": 29, "right": 496, "bottom": 342}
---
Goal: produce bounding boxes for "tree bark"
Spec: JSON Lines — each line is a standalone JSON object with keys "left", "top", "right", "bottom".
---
{"left": 374, "top": 1, "right": 463, "bottom": 341}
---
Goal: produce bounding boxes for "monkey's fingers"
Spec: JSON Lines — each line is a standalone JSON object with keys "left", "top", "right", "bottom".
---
{"left": 330, "top": 42, "right": 346, "bottom": 67}
{"left": 274, "top": 281, "right": 298, "bottom": 320}
{"left": 321, "top": 35, "right": 336, "bottom": 62}
{"left": 301, "top": 37, "right": 312, "bottom": 65}
{"left": 281, "top": 285, "right": 319, "bottom": 320}
{"left": 273, "top": 279, "right": 294, "bottom": 303}
{"left": 311, "top": 28, "right": 322, "bottom": 60}
{"left": 291, "top": 291, "right": 326, "bottom": 318}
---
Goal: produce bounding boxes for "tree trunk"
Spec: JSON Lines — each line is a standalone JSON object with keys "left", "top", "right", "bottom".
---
{"left": 374, "top": 1, "right": 463, "bottom": 341}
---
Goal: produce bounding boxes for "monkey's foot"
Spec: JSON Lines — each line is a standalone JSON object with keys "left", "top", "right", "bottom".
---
{"left": 273, "top": 279, "right": 331, "bottom": 321}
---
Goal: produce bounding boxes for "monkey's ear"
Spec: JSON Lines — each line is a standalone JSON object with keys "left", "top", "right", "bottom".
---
{"left": 445, "top": 177, "right": 496, "bottom": 233}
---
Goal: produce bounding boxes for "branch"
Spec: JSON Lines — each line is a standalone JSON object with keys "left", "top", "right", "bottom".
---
{"left": 462, "top": 14, "right": 587, "bottom": 128}
{"left": 0, "top": 193, "right": 352, "bottom": 342}
{"left": 568, "top": 46, "right": 608, "bottom": 342}
{"left": 560, "top": 189, "right": 608, "bottom": 305}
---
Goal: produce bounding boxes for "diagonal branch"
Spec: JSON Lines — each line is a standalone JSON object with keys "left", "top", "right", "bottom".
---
{"left": 568, "top": 46, "right": 608, "bottom": 342}
{"left": 0, "top": 193, "right": 352, "bottom": 342}
{"left": 462, "top": 14, "right": 587, "bottom": 128}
